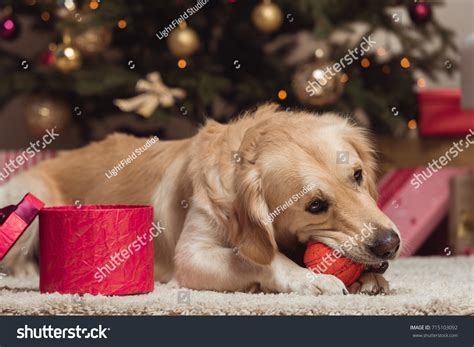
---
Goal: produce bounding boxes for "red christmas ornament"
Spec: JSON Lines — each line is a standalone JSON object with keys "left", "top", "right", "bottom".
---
{"left": 409, "top": 3, "right": 432, "bottom": 25}
{"left": 0, "top": 15, "right": 20, "bottom": 40}
{"left": 39, "top": 50, "right": 56, "bottom": 66}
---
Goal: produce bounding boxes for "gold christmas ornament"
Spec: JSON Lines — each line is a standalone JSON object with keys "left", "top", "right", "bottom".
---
{"left": 72, "top": 26, "right": 113, "bottom": 56}
{"left": 54, "top": 33, "right": 82, "bottom": 73}
{"left": 252, "top": 0, "right": 283, "bottom": 34}
{"left": 54, "top": 43, "right": 82, "bottom": 73}
{"left": 167, "top": 22, "right": 200, "bottom": 57}
{"left": 292, "top": 60, "right": 344, "bottom": 106}
{"left": 114, "top": 72, "right": 186, "bottom": 118}
{"left": 24, "top": 95, "right": 71, "bottom": 136}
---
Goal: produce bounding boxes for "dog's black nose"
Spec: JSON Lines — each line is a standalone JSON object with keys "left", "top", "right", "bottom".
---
{"left": 369, "top": 229, "right": 400, "bottom": 260}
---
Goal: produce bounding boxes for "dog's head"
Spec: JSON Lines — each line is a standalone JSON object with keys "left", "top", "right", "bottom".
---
{"left": 230, "top": 104, "right": 400, "bottom": 267}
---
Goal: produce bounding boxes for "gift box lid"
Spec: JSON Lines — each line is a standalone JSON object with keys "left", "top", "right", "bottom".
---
{"left": 0, "top": 193, "right": 44, "bottom": 260}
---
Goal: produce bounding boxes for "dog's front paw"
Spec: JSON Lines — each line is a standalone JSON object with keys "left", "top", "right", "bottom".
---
{"left": 348, "top": 272, "right": 389, "bottom": 295}
{"left": 288, "top": 269, "right": 347, "bottom": 295}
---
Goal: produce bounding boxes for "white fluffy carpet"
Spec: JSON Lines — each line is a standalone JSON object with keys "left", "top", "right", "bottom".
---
{"left": 0, "top": 256, "right": 473, "bottom": 315}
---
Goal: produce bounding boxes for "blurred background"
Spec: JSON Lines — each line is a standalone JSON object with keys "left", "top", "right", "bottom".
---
{"left": 0, "top": 0, "right": 473, "bottom": 257}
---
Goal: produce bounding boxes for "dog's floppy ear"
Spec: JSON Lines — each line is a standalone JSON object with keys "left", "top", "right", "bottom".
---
{"left": 229, "top": 128, "right": 277, "bottom": 265}
{"left": 345, "top": 125, "right": 379, "bottom": 200}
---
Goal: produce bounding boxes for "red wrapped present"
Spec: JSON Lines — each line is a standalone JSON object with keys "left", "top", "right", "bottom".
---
{"left": 419, "top": 89, "right": 474, "bottom": 137}
{"left": 377, "top": 167, "right": 470, "bottom": 256}
{"left": 39, "top": 205, "right": 155, "bottom": 296}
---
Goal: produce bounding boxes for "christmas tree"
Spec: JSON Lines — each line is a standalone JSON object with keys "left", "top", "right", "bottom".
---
{"left": 0, "top": 0, "right": 457, "bottom": 140}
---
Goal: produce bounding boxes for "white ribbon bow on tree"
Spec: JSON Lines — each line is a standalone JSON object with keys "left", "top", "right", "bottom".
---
{"left": 114, "top": 72, "right": 186, "bottom": 118}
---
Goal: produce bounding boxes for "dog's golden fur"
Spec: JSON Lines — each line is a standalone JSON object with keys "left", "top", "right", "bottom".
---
{"left": 0, "top": 104, "right": 399, "bottom": 295}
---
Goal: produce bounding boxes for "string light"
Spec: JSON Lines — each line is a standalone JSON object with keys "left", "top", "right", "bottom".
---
{"left": 417, "top": 78, "right": 426, "bottom": 88}
{"left": 400, "top": 57, "right": 411, "bottom": 68}
{"left": 64, "top": 47, "right": 75, "bottom": 58}
{"left": 340, "top": 73, "right": 349, "bottom": 83}
{"left": 40, "top": 11, "right": 50, "bottom": 21}
{"left": 408, "top": 119, "right": 417, "bottom": 130}
{"left": 376, "top": 47, "right": 386, "bottom": 56}
{"left": 89, "top": 0, "right": 99, "bottom": 10}
{"left": 382, "top": 65, "right": 391, "bottom": 74}
{"left": 177, "top": 59, "right": 187, "bottom": 69}
{"left": 315, "top": 48, "right": 325, "bottom": 59}
{"left": 277, "top": 89, "right": 287, "bottom": 100}
{"left": 118, "top": 19, "right": 127, "bottom": 29}
{"left": 64, "top": 0, "right": 76, "bottom": 11}
{"left": 361, "top": 58, "right": 370, "bottom": 68}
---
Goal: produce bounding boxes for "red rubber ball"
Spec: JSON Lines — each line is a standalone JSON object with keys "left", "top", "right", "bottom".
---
{"left": 304, "top": 242, "right": 365, "bottom": 287}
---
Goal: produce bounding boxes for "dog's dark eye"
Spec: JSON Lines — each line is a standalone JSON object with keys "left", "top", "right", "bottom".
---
{"left": 354, "top": 169, "right": 363, "bottom": 185}
{"left": 306, "top": 199, "right": 329, "bottom": 214}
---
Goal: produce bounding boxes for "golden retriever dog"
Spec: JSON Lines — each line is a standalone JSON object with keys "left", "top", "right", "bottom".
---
{"left": 0, "top": 104, "right": 400, "bottom": 295}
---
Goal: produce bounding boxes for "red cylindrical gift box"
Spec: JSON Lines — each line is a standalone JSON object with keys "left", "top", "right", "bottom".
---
{"left": 39, "top": 205, "right": 154, "bottom": 296}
